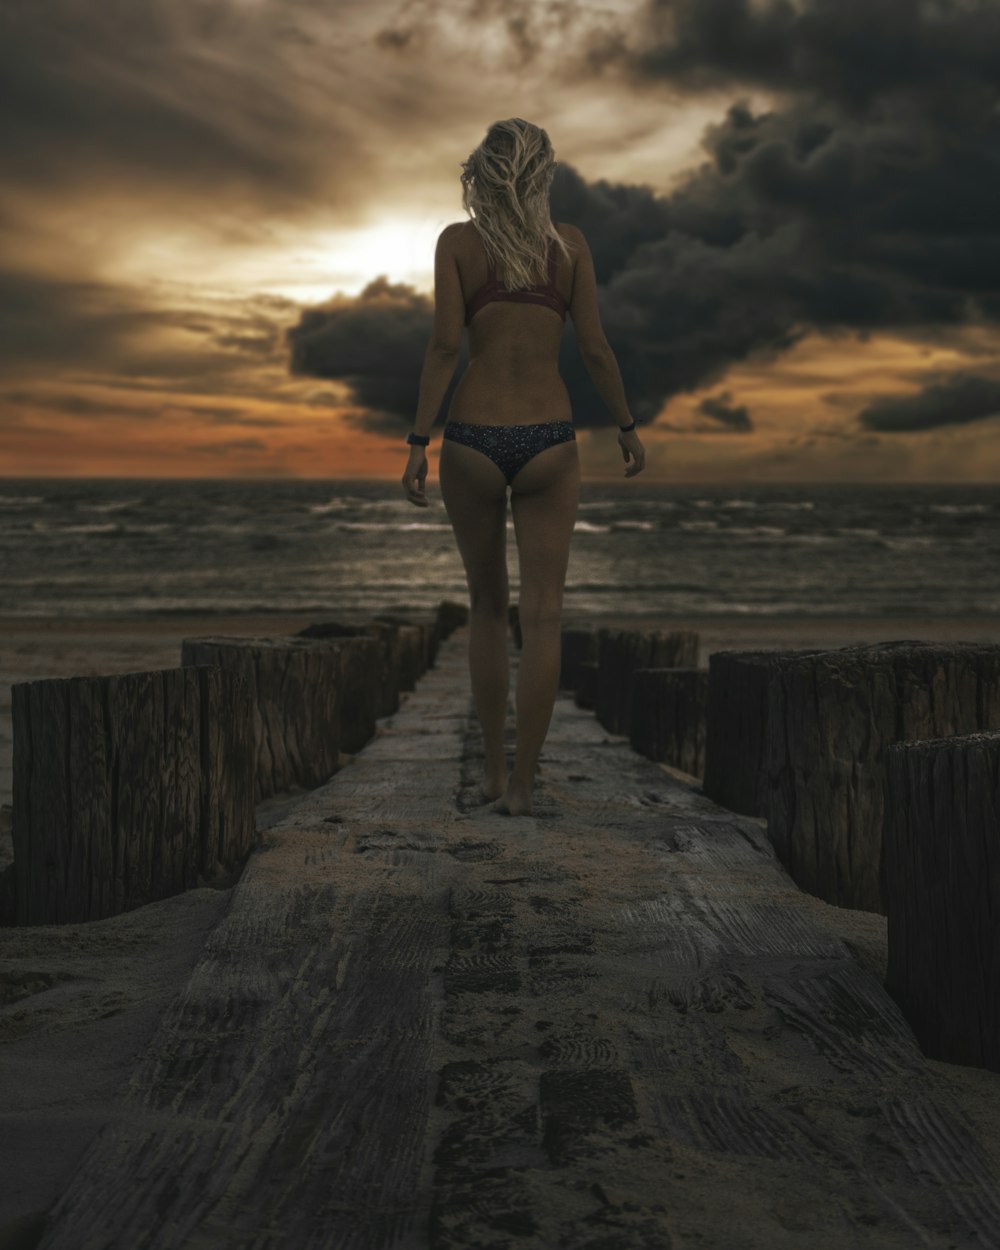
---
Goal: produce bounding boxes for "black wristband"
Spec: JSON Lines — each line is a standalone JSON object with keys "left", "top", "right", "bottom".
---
{"left": 617, "top": 420, "right": 637, "bottom": 433}
{"left": 406, "top": 432, "right": 430, "bottom": 446}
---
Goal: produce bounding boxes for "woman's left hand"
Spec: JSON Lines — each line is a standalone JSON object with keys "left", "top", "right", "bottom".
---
{"left": 401, "top": 446, "right": 429, "bottom": 507}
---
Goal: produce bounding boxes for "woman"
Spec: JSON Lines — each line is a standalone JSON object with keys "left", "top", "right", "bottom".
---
{"left": 402, "top": 118, "right": 645, "bottom": 816}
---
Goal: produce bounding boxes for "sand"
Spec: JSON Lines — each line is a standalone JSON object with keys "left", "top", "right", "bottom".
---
{"left": 2, "top": 610, "right": 1000, "bottom": 1244}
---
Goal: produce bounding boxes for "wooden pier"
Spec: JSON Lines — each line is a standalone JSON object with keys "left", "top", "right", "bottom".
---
{"left": 35, "top": 626, "right": 1000, "bottom": 1250}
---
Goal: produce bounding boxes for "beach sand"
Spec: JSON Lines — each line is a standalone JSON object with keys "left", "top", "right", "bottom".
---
{"left": 2, "top": 610, "right": 1000, "bottom": 1241}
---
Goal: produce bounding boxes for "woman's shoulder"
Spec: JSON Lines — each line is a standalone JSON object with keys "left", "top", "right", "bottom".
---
{"left": 555, "top": 221, "right": 584, "bottom": 254}
{"left": 447, "top": 219, "right": 582, "bottom": 242}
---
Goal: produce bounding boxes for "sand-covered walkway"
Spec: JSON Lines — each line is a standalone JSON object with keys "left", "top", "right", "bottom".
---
{"left": 27, "top": 626, "right": 1000, "bottom": 1250}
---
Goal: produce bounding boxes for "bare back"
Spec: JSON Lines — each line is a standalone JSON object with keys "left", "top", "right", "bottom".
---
{"left": 447, "top": 219, "right": 579, "bottom": 426}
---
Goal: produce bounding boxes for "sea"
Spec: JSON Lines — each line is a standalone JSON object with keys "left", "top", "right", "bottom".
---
{"left": 0, "top": 478, "right": 998, "bottom": 621}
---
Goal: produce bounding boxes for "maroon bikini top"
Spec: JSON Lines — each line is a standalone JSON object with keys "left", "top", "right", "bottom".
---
{"left": 464, "top": 234, "right": 568, "bottom": 326}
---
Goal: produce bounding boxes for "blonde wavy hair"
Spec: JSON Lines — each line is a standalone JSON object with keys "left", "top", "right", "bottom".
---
{"left": 460, "top": 118, "right": 572, "bottom": 291}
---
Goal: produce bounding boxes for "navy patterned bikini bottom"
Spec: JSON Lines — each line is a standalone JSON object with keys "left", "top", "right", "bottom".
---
{"left": 442, "top": 419, "right": 576, "bottom": 486}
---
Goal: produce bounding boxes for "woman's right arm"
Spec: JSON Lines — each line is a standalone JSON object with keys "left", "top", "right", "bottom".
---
{"left": 565, "top": 225, "right": 646, "bottom": 477}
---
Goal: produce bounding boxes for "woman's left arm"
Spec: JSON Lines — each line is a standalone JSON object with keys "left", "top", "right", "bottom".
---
{"left": 402, "top": 226, "right": 465, "bottom": 507}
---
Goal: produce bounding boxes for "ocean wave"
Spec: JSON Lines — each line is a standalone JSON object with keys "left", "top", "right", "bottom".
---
{"left": 879, "top": 536, "right": 939, "bottom": 550}
{"left": 31, "top": 521, "right": 120, "bottom": 534}
{"left": 77, "top": 499, "right": 142, "bottom": 513}
{"left": 328, "top": 521, "right": 453, "bottom": 532}
{"left": 725, "top": 525, "right": 787, "bottom": 537}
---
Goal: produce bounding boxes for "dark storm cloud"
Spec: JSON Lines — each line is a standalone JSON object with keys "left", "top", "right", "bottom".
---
{"left": 0, "top": 390, "right": 157, "bottom": 420}
{"left": 0, "top": 270, "right": 156, "bottom": 371}
{"left": 0, "top": 0, "right": 364, "bottom": 207}
{"left": 0, "top": 389, "right": 285, "bottom": 427}
{"left": 291, "top": 0, "right": 1000, "bottom": 436}
{"left": 286, "top": 278, "right": 437, "bottom": 434}
{"left": 859, "top": 374, "right": 1000, "bottom": 432}
{"left": 591, "top": 0, "right": 1000, "bottom": 111}
{"left": 697, "top": 393, "right": 752, "bottom": 431}
{"left": 0, "top": 267, "right": 296, "bottom": 393}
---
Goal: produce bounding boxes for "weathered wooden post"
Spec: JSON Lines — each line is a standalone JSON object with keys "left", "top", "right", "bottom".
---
{"left": 763, "top": 641, "right": 1000, "bottom": 914}
{"left": 596, "top": 629, "right": 699, "bottom": 736}
{"left": 0, "top": 865, "right": 13, "bottom": 926}
{"left": 560, "top": 628, "right": 599, "bottom": 692}
{"left": 575, "top": 662, "right": 599, "bottom": 711}
{"left": 373, "top": 614, "right": 433, "bottom": 688}
{"left": 297, "top": 620, "right": 401, "bottom": 719}
{"left": 884, "top": 730, "right": 1000, "bottom": 1071}
{"left": 181, "top": 635, "right": 380, "bottom": 801}
{"left": 381, "top": 599, "right": 468, "bottom": 667}
{"left": 702, "top": 649, "right": 824, "bottom": 817}
{"left": 628, "top": 667, "right": 708, "bottom": 776}
{"left": 11, "top": 664, "right": 254, "bottom": 925}
{"left": 436, "top": 599, "right": 469, "bottom": 642}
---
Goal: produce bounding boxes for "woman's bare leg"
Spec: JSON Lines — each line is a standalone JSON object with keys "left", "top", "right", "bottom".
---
{"left": 496, "top": 438, "right": 580, "bottom": 815}
{"left": 438, "top": 437, "right": 511, "bottom": 799}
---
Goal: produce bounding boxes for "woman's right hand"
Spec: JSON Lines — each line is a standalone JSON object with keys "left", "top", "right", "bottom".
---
{"left": 618, "top": 425, "right": 646, "bottom": 477}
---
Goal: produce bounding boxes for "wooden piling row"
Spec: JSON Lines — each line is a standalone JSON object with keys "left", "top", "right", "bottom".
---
{"left": 179, "top": 634, "right": 369, "bottom": 801}
{"left": 564, "top": 623, "right": 1000, "bottom": 1069}
{"left": 11, "top": 664, "right": 255, "bottom": 926}
{"left": 5, "top": 599, "right": 469, "bottom": 927}
{"left": 701, "top": 649, "right": 823, "bottom": 817}
{"left": 762, "top": 641, "right": 1000, "bottom": 914}
{"left": 562, "top": 625, "right": 704, "bottom": 775}
{"left": 596, "top": 628, "right": 700, "bottom": 737}
{"left": 628, "top": 666, "right": 708, "bottom": 777}
{"left": 560, "top": 628, "right": 598, "bottom": 693}
{"left": 574, "top": 661, "right": 599, "bottom": 712}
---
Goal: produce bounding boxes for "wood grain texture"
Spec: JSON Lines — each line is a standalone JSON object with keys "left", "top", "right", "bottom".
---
{"left": 36, "top": 631, "right": 1000, "bottom": 1249}
{"left": 628, "top": 666, "right": 708, "bottom": 776}
{"left": 884, "top": 729, "right": 1000, "bottom": 1071}
{"left": 763, "top": 641, "right": 1000, "bottom": 913}
{"left": 702, "top": 649, "right": 823, "bottom": 816}
{"left": 181, "top": 635, "right": 389, "bottom": 800}
{"left": 296, "top": 620, "right": 403, "bottom": 719}
{"left": 11, "top": 665, "right": 254, "bottom": 925}
{"left": 596, "top": 628, "right": 700, "bottom": 737}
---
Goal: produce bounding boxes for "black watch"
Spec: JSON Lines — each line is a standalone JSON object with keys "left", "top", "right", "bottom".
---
{"left": 618, "top": 420, "right": 637, "bottom": 433}
{"left": 406, "top": 432, "right": 430, "bottom": 446}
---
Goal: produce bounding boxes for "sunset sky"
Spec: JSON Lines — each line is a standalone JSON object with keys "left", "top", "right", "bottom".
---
{"left": 2, "top": 0, "right": 999, "bottom": 482}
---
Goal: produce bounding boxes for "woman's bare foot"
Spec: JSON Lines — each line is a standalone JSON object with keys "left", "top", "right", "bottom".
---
{"left": 492, "top": 780, "right": 533, "bottom": 816}
{"left": 480, "top": 768, "right": 509, "bottom": 803}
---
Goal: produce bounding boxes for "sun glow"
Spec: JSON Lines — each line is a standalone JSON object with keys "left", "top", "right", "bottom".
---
{"left": 265, "top": 216, "right": 446, "bottom": 304}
